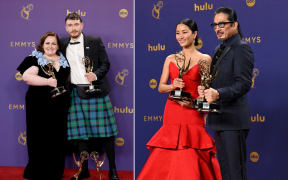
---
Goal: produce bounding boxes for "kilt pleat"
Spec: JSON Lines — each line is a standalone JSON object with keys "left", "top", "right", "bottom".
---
{"left": 67, "top": 88, "right": 118, "bottom": 140}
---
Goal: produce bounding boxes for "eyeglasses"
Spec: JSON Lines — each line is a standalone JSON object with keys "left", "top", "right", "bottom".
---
{"left": 210, "top": 21, "right": 234, "bottom": 29}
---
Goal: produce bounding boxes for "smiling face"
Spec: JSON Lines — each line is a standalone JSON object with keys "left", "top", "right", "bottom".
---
{"left": 213, "top": 12, "right": 238, "bottom": 41}
{"left": 43, "top": 36, "right": 58, "bottom": 56}
{"left": 176, "top": 24, "right": 197, "bottom": 48}
{"left": 65, "top": 19, "right": 84, "bottom": 39}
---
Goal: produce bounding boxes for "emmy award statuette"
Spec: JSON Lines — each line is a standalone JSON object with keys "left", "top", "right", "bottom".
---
{"left": 72, "top": 151, "right": 89, "bottom": 180}
{"left": 193, "top": 59, "right": 219, "bottom": 112}
{"left": 82, "top": 56, "right": 101, "bottom": 93}
{"left": 169, "top": 51, "right": 192, "bottom": 102}
{"left": 90, "top": 151, "right": 106, "bottom": 180}
{"left": 41, "top": 61, "right": 67, "bottom": 98}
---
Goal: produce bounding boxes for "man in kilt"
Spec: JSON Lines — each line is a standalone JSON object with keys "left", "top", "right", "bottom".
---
{"left": 60, "top": 12, "right": 119, "bottom": 180}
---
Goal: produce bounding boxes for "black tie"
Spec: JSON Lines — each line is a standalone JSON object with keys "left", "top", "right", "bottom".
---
{"left": 211, "top": 44, "right": 225, "bottom": 75}
{"left": 69, "top": 41, "right": 80, "bottom": 45}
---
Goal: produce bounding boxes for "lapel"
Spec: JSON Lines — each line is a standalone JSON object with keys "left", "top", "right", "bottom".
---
{"left": 211, "top": 34, "right": 241, "bottom": 76}
{"left": 83, "top": 35, "right": 90, "bottom": 57}
{"left": 213, "top": 35, "right": 241, "bottom": 74}
{"left": 210, "top": 45, "right": 231, "bottom": 77}
{"left": 215, "top": 46, "right": 231, "bottom": 67}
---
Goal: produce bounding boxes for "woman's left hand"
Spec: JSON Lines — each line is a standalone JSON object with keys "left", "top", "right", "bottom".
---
{"left": 177, "top": 100, "right": 193, "bottom": 108}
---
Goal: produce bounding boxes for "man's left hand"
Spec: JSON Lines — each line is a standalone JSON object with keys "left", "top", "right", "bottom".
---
{"left": 204, "top": 88, "right": 219, "bottom": 104}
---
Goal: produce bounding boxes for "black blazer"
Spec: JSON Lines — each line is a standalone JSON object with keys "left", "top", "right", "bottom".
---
{"left": 208, "top": 34, "right": 254, "bottom": 131}
{"left": 60, "top": 35, "right": 111, "bottom": 97}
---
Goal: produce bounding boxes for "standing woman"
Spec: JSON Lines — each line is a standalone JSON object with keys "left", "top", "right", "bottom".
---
{"left": 137, "top": 19, "right": 222, "bottom": 180}
{"left": 17, "top": 32, "right": 70, "bottom": 180}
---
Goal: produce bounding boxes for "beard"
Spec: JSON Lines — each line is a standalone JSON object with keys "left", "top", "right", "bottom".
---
{"left": 70, "top": 31, "right": 81, "bottom": 39}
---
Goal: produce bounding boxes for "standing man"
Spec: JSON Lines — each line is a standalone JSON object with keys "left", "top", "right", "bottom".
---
{"left": 198, "top": 7, "right": 254, "bottom": 180}
{"left": 61, "top": 12, "right": 119, "bottom": 180}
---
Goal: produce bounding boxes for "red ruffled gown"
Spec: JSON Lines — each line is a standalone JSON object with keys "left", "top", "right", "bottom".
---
{"left": 137, "top": 62, "right": 222, "bottom": 180}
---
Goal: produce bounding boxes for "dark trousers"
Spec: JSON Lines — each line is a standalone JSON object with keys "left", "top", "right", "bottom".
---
{"left": 72, "top": 136, "right": 116, "bottom": 170}
{"left": 214, "top": 130, "right": 249, "bottom": 180}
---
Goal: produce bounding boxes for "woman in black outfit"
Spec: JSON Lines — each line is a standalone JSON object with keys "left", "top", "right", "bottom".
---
{"left": 17, "top": 32, "right": 70, "bottom": 180}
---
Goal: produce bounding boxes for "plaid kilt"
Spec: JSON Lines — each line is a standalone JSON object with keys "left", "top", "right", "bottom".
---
{"left": 67, "top": 88, "right": 118, "bottom": 140}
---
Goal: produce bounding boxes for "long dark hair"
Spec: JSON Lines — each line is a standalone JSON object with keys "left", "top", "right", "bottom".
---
{"left": 177, "top": 18, "right": 199, "bottom": 46}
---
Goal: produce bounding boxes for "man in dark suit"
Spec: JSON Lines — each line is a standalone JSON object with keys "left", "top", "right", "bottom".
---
{"left": 198, "top": 7, "right": 254, "bottom": 180}
{"left": 60, "top": 12, "right": 119, "bottom": 180}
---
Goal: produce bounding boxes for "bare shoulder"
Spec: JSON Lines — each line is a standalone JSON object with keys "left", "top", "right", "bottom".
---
{"left": 164, "top": 54, "right": 175, "bottom": 64}
{"left": 166, "top": 54, "right": 175, "bottom": 61}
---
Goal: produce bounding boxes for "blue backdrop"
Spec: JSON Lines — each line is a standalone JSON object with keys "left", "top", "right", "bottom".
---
{"left": 135, "top": 0, "right": 288, "bottom": 179}
{"left": 0, "top": 0, "right": 133, "bottom": 172}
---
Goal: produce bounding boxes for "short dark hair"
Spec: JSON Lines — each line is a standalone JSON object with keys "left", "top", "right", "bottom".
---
{"left": 36, "top": 32, "right": 61, "bottom": 55}
{"left": 65, "top": 12, "right": 82, "bottom": 23}
{"left": 214, "top": 7, "right": 243, "bottom": 37}
{"left": 177, "top": 18, "right": 199, "bottom": 46}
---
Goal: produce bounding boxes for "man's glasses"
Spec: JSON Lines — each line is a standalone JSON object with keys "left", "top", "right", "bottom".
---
{"left": 210, "top": 22, "right": 234, "bottom": 29}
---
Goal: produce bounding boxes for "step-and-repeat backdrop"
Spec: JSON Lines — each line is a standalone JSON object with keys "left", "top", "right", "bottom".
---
{"left": 0, "top": 0, "right": 133, "bottom": 171}
{"left": 135, "top": 0, "right": 288, "bottom": 179}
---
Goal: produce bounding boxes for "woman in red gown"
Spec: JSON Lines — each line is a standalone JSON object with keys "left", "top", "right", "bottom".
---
{"left": 137, "top": 19, "right": 222, "bottom": 180}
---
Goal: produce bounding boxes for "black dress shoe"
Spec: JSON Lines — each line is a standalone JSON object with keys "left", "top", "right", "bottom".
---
{"left": 23, "top": 169, "right": 31, "bottom": 179}
{"left": 23, "top": 163, "right": 32, "bottom": 179}
{"left": 109, "top": 168, "right": 119, "bottom": 180}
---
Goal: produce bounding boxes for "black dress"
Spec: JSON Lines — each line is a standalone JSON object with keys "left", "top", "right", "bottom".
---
{"left": 17, "top": 52, "right": 70, "bottom": 180}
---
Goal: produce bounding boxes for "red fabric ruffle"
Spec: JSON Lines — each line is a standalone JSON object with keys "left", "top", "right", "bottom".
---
{"left": 137, "top": 147, "right": 222, "bottom": 180}
{"left": 147, "top": 124, "right": 216, "bottom": 151}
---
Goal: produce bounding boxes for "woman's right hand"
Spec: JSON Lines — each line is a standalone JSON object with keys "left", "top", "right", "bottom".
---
{"left": 197, "top": 85, "right": 205, "bottom": 98}
{"left": 47, "top": 77, "right": 57, "bottom": 87}
{"left": 172, "top": 78, "right": 185, "bottom": 89}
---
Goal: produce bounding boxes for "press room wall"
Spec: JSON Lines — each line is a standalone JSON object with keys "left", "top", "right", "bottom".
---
{"left": 0, "top": 0, "right": 133, "bottom": 171}
{"left": 135, "top": 0, "right": 288, "bottom": 179}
